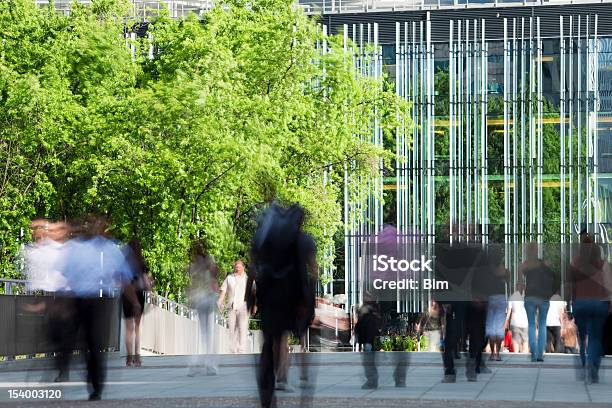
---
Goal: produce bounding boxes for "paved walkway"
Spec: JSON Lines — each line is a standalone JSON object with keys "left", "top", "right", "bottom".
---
{"left": 1, "top": 352, "right": 611, "bottom": 407}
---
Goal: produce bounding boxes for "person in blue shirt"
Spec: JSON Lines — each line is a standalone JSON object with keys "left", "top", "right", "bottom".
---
{"left": 62, "top": 215, "right": 135, "bottom": 401}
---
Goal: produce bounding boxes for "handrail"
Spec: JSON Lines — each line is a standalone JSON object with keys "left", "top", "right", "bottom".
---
{"left": 145, "top": 291, "right": 197, "bottom": 320}
{"left": 32, "top": 0, "right": 612, "bottom": 18}
{"left": 0, "top": 279, "right": 238, "bottom": 328}
{"left": 1, "top": 278, "right": 121, "bottom": 298}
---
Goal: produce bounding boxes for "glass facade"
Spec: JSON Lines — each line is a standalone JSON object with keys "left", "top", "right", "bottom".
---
{"left": 335, "top": 11, "right": 612, "bottom": 312}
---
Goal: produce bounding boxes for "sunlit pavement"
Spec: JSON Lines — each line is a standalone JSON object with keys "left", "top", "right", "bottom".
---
{"left": 1, "top": 352, "right": 611, "bottom": 407}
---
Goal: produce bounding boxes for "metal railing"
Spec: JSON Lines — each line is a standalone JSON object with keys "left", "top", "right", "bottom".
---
{"left": 32, "top": 0, "right": 612, "bottom": 18}
{"left": 0, "top": 278, "right": 122, "bottom": 297}
{"left": 145, "top": 291, "right": 198, "bottom": 320}
{"left": 1, "top": 279, "right": 27, "bottom": 295}
{"left": 34, "top": 0, "right": 215, "bottom": 19}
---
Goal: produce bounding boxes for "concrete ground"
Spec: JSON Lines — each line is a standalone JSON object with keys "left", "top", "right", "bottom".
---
{"left": 1, "top": 352, "right": 611, "bottom": 407}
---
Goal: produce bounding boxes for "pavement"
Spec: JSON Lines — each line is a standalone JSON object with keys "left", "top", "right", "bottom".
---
{"left": 1, "top": 352, "right": 611, "bottom": 407}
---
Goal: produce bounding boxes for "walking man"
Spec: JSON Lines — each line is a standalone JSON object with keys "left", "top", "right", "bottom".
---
{"left": 218, "top": 260, "right": 249, "bottom": 354}
{"left": 251, "top": 202, "right": 316, "bottom": 408}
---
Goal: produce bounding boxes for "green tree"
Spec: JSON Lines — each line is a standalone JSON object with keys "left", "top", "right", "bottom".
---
{"left": 0, "top": 0, "right": 408, "bottom": 298}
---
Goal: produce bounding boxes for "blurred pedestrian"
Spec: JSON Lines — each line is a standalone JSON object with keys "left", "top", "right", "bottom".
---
{"left": 251, "top": 202, "right": 316, "bottom": 408}
{"left": 416, "top": 301, "right": 442, "bottom": 352}
{"left": 20, "top": 219, "right": 72, "bottom": 382}
{"left": 122, "top": 239, "right": 152, "bottom": 367}
{"left": 435, "top": 237, "right": 478, "bottom": 383}
{"left": 354, "top": 295, "right": 382, "bottom": 389}
{"left": 62, "top": 215, "right": 134, "bottom": 401}
{"left": 546, "top": 293, "right": 565, "bottom": 353}
{"left": 568, "top": 233, "right": 612, "bottom": 383}
{"left": 485, "top": 260, "right": 508, "bottom": 361}
{"left": 505, "top": 282, "right": 529, "bottom": 353}
{"left": 218, "top": 260, "right": 249, "bottom": 354}
{"left": 187, "top": 242, "right": 219, "bottom": 376}
{"left": 520, "top": 242, "right": 558, "bottom": 362}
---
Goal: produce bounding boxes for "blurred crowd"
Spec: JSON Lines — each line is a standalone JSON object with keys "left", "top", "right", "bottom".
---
{"left": 15, "top": 211, "right": 612, "bottom": 407}
{"left": 353, "top": 230, "right": 612, "bottom": 389}
{"left": 19, "top": 215, "right": 151, "bottom": 400}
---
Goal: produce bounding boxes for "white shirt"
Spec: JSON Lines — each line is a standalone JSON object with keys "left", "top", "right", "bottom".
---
{"left": 21, "top": 238, "right": 68, "bottom": 292}
{"left": 508, "top": 290, "right": 528, "bottom": 328}
{"left": 220, "top": 273, "right": 247, "bottom": 310}
{"left": 547, "top": 294, "right": 566, "bottom": 327}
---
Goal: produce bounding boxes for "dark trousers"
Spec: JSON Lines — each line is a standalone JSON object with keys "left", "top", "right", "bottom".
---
{"left": 258, "top": 330, "right": 282, "bottom": 408}
{"left": 574, "top": 300, "right": 609, "bottom": 375}
{"left": 546, "top": 326, "right": 562, "bottom": 353}
{"left": 73, "top": 298, "right": 108, "bottom": 396}
{"left": 48, "top": 297, "right": 76, "bottom": 378}
{"left": 442, "top": 302, "right": 463, "bottom": 375}
{"left": 362, "top": 344, "right": 408, "bottom": 387}
{"left": 443, "top": 301, "right": 486, "bottom": 375}
{"left": 467, "top": 301, "right": 486, "bottom": 371}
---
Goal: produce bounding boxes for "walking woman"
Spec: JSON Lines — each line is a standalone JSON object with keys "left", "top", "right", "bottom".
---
{"left": 122, "top": 239, "right": 152, "bottom": 367}
{"left": 486, "top": 261, "right": 508, "bottom": 361}
{"left": 519, "top": 242, "right": 558, "bottom": 362}
{"left": 568, "top": 233, "right": 612, "bottom": 383}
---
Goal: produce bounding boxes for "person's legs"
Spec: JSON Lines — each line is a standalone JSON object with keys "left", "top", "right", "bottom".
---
{"left": 237, "top": 306, "right": 250, "bottom": 353}
{"left": 299, "top": 334, "right": 309, "bottom": 383}
{"left": 488, "top": 337, "right": 496, "bottom": 359}
{"left": 546, "top": 326, "right": 554, "bottom": 353}
{"left": 537, "top": 301, "right": 549, "bottom": 360}
{"left": 524, "top": 298, "right": 537, "bottom": 360}
{"left": 274, "top": 332, "right": 289, "bottom": 387}
{"left": 574, "top": 302, "right": 588, "bottom": 370}
{"left": 258, "top": 330, "right": 277, "bottom": 408}
{"left": 133, "top": 314, "right": 142, "bottom": 367}
{"left": 51, "top": 297, "right": 75, "bottom": 381}
{"left": 228, "top": 309, "right": 238, "bottom": 353}
{"left": 553, "top": 326, "right": 562, "bottom": 353}
{"left": 204, "top": 305, "right": 218, "bottom": 372}
{"left": 520, "top": 328, "right": 529, "bottom": 353}
{"left": 124, "top": 318, "right": 134, "bottom": 363}
{"left": 586, "top": 301, "right": 609, "bottom": 382}
{"left": 467, "top": 301, "right": 486, "bottom": 378}
{"left": 512, "top": 338, "right": 520, "bottom": 353}
{"left": 80, "top": 298, "right": 107, "bottom": 399}
{"left": 362, "top": 343, "right": 378, "bottom": 388}
{"left": 393, "top": 351, "right": 408, "bottom": 387}
{"left": 442, "top": 303, "right": 458, "bottom": 377}
{"left": 485, "top": 297, "right": 502, "bottom": 359}
{"left": 511, "top": 327, "right": 521, "bottom": 353}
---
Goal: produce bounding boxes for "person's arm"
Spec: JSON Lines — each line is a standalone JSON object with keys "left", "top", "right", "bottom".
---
{"left": 504, "top": 303, "right": 512, "bottom": 331}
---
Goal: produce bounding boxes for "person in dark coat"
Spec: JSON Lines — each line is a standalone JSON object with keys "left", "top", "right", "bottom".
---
{"left": 251, "top": 203, "right": 317, "bottom": 408}
{"left": 354, "top": 295, "right": 383, "bottom": 389}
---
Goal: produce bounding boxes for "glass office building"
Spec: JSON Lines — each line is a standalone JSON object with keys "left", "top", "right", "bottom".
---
{"left": 310, "top": 1, "right": 612, "bottom": 312}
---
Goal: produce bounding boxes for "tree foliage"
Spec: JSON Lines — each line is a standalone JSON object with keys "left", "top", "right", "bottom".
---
{"left": 0, "top": 0, "right": 408, "bottom": 298}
